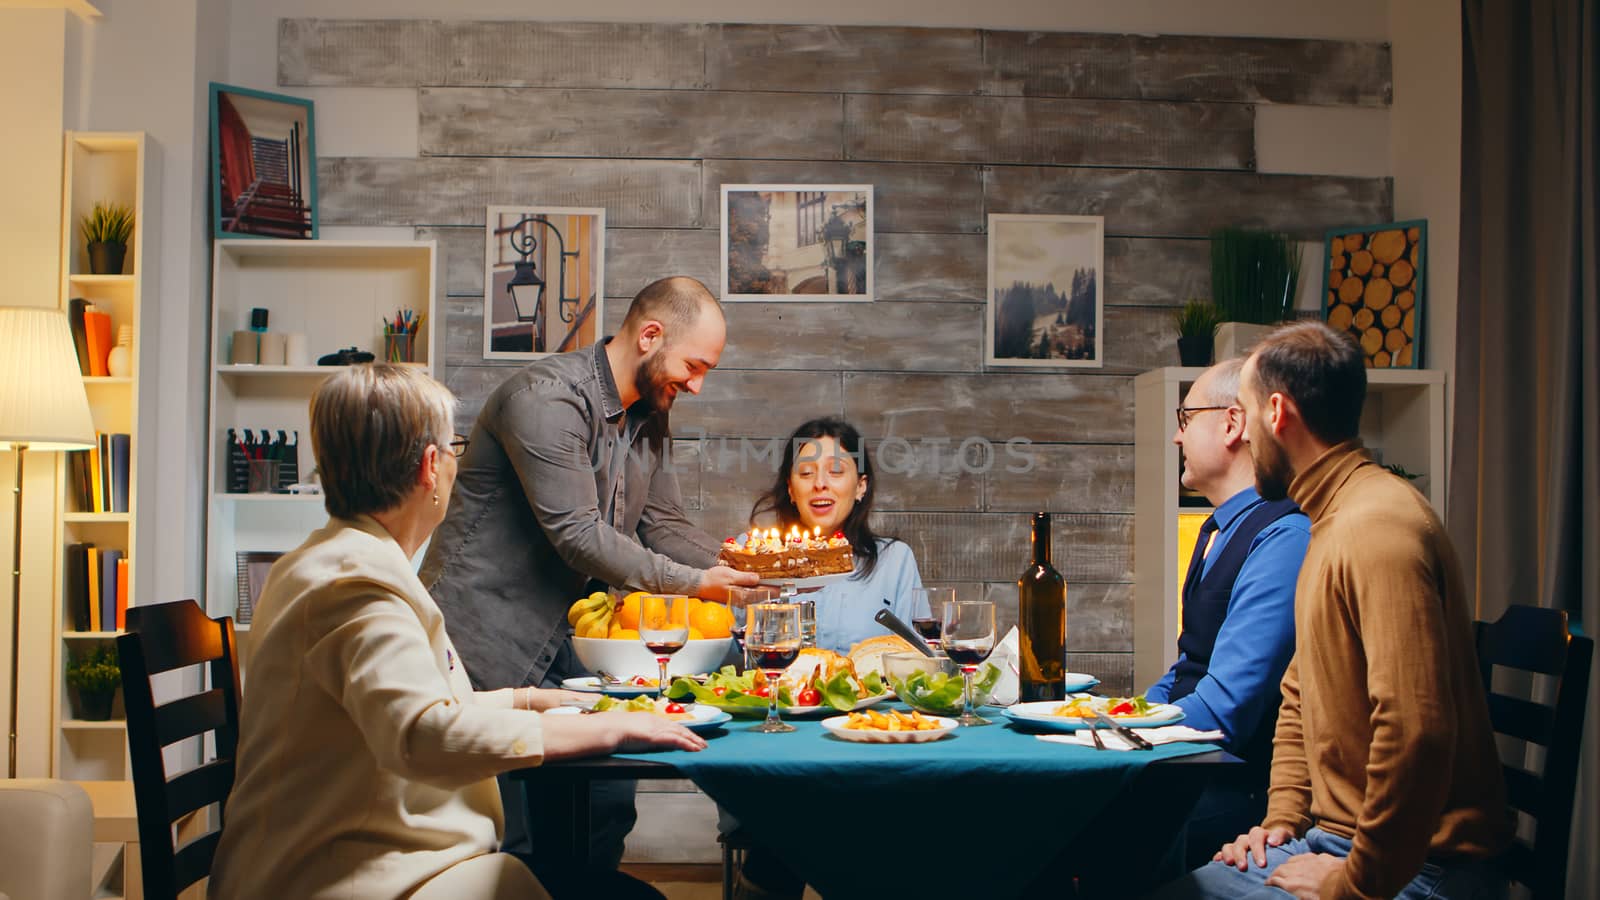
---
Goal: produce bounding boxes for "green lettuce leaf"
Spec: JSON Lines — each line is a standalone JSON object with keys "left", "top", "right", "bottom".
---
{"left": 817, "top": 670, "right": 862, "bottom": 710}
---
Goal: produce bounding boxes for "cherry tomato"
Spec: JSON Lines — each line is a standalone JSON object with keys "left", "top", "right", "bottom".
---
{"left": 712, "top": 686, "right": 727, "bottom": 696}
{"left": 664, "top": 702, "right": 685, "bottom": 714}
{"left": 797, "top": 688, "right": 822, "bottom": 707}
{"left": 750, "top": 684, "right": 770, "bottom": 698}
{"left": 1110, "top": 701, "right": 1135, "bottom": 715}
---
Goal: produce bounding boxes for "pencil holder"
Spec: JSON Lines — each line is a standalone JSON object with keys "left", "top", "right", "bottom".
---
{"left": 384, "top": 332, "right": 415, "bottom": 363}
{"left": 247, "top": 459, "right": 281, "bottom": 494}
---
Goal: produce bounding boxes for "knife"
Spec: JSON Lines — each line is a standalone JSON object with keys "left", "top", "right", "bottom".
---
{"left": 873, "top": 608, "right": 938, "bottom": 658}
{"left": 1094, "top": 709, "right": 1155, "bottom": 750}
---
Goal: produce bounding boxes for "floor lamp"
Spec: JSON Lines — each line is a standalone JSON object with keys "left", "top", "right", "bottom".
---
{"left": 0, "top": 307, "right": 95, "bottom": 778}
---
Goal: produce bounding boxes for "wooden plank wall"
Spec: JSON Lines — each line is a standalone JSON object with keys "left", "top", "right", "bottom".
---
{"left": 289, "top": 20, "right": 1393, "bottom": 694}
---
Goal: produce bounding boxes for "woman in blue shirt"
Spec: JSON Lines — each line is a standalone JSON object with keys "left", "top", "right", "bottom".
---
{"left": 747, "top": 417, "right": 930, "bottom": 657}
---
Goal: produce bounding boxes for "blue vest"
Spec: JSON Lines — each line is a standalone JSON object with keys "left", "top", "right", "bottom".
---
{"left": 1171, "top": 497, "right": 1300, "bottom": 765}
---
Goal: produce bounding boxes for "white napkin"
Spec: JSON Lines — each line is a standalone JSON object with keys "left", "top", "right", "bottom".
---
{"left": 1038, "top": 725, "right": 1226, "bottom": 751}
{"left": 987, "top": 627, "right": 1021, "bottom": 706}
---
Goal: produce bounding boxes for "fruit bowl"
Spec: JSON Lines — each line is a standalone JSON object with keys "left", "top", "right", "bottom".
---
{"left": 571, "top": 636, "right": 734, "bottom": 680}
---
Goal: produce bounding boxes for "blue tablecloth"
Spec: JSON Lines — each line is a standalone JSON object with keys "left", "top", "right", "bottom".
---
{"left": 617, "top": 710, "right": 1219, "bottom": 898}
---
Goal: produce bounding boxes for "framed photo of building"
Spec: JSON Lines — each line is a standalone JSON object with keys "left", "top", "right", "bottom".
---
{"left": 209, "top": 83, "right": 318, "bottom": 240}
{"left": 1321, "top": 220, "right": 1426, "bottom": 368}
{"left": 721, "top": 184, "right": 873, "bottom": 301}
{"left": 986, "top": 214, "right": 1105, "bottom": 368}
{"left": 483, "top": 206, "right": 606, "bottom": 359}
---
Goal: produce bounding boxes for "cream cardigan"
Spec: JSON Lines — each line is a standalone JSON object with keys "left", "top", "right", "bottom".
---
{"left": 209, "top": 515, "right": 545, "bottom": 900}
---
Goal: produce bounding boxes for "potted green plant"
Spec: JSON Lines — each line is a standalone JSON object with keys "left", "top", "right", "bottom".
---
{"left": 80, "top": 201, "right": 135, "bottom": 275}
{"left": 1173, "top": 299, "right": 1225, "bottom": 367}
{"left": 1210, "top": 227, "right": 1302, "bottom": 359}
{"left": 66, "top": 644, "right": 121, "bottom": 721}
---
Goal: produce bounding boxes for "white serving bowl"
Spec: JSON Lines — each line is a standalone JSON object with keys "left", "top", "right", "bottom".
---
{"left": 571, "top": 636, "right": 734, "bottom": 680}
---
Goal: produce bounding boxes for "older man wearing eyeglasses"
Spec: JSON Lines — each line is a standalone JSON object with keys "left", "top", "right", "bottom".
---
{"left": 1145, "top": 356, "right": 1311, "bottom": 870}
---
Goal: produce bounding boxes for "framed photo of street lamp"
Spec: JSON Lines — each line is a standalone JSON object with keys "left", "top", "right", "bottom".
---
{"left": 986, "top": 213, "right": 1104, "bottom": 368}
{"left": 483, "top": 206, "right": 606, "bottom": 359}
{"left": 721, "top": 184, "right": 873, "bottom": 301}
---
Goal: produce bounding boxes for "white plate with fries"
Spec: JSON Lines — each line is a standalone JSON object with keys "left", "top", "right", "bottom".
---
{"left": 820, "top": 709, "right": 957, "bottom": 743}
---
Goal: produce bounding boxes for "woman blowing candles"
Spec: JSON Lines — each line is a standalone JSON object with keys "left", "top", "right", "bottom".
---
{"left": 209, "top": 365, "right": 703, "bottom": 900}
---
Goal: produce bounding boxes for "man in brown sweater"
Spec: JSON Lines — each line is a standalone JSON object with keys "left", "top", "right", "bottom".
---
{"left": 1149, "top": 322, "right": 1509, "bottom": 900}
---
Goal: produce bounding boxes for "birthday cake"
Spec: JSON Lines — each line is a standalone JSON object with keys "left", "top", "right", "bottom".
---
{"left": 719, "top": 527, "right": 854, "bottom": 580}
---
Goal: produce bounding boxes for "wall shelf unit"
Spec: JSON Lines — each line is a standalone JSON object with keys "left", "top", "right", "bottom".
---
{"left": 50, "top": 132, "right": 153, "bottom": 785}
{"left": 1132, "top": 365, "right": 1447, "bottom": 690}
{"left": 205, "top": 240, "right": 437, "bottom": 628}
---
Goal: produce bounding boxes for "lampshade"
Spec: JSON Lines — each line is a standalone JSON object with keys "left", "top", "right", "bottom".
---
{"left": 0, "top": 306, "right": 96, "bottom": 451}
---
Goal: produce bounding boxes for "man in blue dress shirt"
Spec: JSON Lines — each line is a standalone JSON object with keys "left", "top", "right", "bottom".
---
{"left": 1146, "top": 357, "right": 1311, "bottom": 868}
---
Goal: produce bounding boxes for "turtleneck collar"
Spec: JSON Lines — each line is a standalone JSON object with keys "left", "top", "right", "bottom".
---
{"left": 1286, "top": 438, "right": 1374, "bottom": 523}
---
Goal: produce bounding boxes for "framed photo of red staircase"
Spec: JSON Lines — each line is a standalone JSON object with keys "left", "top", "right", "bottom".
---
{"left": 209, "top": 83, "right": 319, "bottom": 240}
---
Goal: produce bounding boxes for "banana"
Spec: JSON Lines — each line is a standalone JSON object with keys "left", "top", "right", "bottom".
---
{"left": 566, "top": 592, "right": 608, "bottom": 627}
{"left": 574, "top": 606, "right": 613, "bottom": 639}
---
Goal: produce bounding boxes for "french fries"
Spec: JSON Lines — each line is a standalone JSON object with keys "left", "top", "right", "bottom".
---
{"left": 842, "top": 708, "right": 942, "bottom": 732}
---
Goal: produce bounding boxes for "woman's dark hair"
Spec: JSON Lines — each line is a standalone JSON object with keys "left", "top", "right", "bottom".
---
{"left": 751, "top": 417, "right": 887, "bottom": 579}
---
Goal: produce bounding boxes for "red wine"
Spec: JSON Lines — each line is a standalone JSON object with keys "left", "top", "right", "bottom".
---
{"left": 945, "top": 645, "right": 991, "bottom": 666}
{"left": 645, "top": 640, "right": 685, "bottom": 655}
{"left": 750, "top": 645, "right": 799, "bottom": 670}
{"left": 912, "top": 618, "right": 942, "bottom": 640}
{"left": 1019, "top": 512, "right": 1067, "bottom": 701}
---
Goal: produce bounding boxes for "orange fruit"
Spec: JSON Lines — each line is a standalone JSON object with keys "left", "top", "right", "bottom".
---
{"left": 689, "top": 602, "right": 735, "bottom": 639}
{"left": 614, "top": 591, "right": 646, "bottom": 631}
{"left": 608, "top": 627, "right": 640, "bottom": 642}
{"left": 688, "top": 627, "right": 706, "bottom": 641}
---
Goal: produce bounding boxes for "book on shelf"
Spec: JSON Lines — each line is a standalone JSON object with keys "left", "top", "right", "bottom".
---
{"left": 115, "top": 558, "right": 129, "bottom": 630}
{"left": 109, "top": 433, "right": 130, "bottom": 513}
{"left": 68, "top": 432, "right": 129, "bottom": 513}
{"left": 83, "top": 308, "right": 113, "bottom": 377}
{"left": 86, "top": 545, "right": 101, "bottom": 631}
{"left": 99, "top": 548, "right": 122, "bottom": 635}
{"left": 68, "top": 298, "right": 91, "bottom": 375}
{"left": 65, "top": 543, "right": 93, "bottom": 632}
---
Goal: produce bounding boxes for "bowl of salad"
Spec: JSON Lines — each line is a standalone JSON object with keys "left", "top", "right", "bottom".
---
{"left": 882, "top": 652, "right": 1002, "bottom": 716}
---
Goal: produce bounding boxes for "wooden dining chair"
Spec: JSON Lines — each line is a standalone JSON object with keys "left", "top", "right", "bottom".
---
{"left": 1474, "top": 604, "right": 1593, "bottom": 899}
{"left": 117, "top": 599, "right": 243, "bottom": 900}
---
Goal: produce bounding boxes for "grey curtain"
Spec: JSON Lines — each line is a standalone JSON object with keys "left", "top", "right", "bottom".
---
{"left": 1453, "top": 0, "right": 1599, "bottom": 896}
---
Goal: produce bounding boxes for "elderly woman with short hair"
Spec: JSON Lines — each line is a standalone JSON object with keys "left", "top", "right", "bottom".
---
{"left": 210, "top": 365, "right": 703, "bottom": 900}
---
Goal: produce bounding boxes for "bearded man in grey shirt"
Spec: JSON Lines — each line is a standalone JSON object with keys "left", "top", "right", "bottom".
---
{"left": 421, "top": 276, "right": 757, "bottom": 897}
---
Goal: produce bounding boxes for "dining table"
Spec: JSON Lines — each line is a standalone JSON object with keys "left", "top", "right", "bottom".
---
{"left": 512, "top": 703, "right": 1242, "bottom": 899}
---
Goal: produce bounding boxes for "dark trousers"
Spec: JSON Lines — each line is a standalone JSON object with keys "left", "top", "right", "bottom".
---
{"left": 499, "top": 773, "right": 661, "bottom": 899}
{"left": 1172, "top": 778, "right": 1270, "bottom": 872}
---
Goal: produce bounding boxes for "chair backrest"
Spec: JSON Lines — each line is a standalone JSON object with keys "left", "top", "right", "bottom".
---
{"left": 117, "top": 599, "right": 242, "bottom": 900}
{"left": 1474, "top": 604, "right": 1594, "bottom": 899}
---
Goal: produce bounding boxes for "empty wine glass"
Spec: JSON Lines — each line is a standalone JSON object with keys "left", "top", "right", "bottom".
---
{"left": 941, "top": 600, "right": 996, "bottom": 727}
{"left": 727, "top": 585, "right": 782, "bottom": 670}
{"left": 638, "top": 594, "right": 689, "bottom": 701}
{"left": 747, "top": 602, "right": 802, "bottom": 733}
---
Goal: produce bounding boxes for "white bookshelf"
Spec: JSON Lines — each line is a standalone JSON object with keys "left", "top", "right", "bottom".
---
{"left": 51, "top": 132, "right": 153, "bottom": 784}
{"left": 204, "top": 240, "right": 437, "bottom": 626}
{"left": 1132, "top": 366, "right": 1447, "bottom": 689}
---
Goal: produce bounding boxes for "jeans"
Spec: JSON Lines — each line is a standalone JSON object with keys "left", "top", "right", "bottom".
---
{"left": 1146, "top": 827, "right": 1506, "bottom": 900}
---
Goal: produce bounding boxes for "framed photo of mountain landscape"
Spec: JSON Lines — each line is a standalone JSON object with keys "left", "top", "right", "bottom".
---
{"left": 1322, "top": 220, "right": 1426, "bottom": 369}
{"left": 209, "top": 83, "right": 318, "bottom": 240}
{"left": 721, "top": 184, "right": 873, "bottom": 301}
{"left": 986, "top": 214, "right": 1104, "bottom": 368}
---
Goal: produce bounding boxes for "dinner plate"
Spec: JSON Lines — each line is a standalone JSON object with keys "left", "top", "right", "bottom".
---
{"left": 561, "top": 676, "right": 658, "bottom": 697}
{"left": 1062, "top": 673, "right": 1100, "bottom": 692}
{"left": 820, "top": 713, "right": 957, "bottom": 743}
{"left": 755, "top": 572, "right": 851, "bottom": 590}
{"left": 1001, "top": 700, "right": 1184, "bottom": 732}
{"left": 545, "top": 704, "right": 733, "bottom": 733}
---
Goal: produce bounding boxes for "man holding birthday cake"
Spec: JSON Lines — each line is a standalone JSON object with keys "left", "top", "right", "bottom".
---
{"left": 421, "top": 275, "right": 758, "bottom": 897}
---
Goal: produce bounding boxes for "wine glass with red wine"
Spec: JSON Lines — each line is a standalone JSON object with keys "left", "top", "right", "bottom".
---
{"left": 911, "top": 587, "right": 955, "bottom": 649}
{"left": 727, "top": 585, "right": 783, "bottom": 670}
{"left": 638, "top": 594, "right": 690, "bottom": 701}
{"left": 941, "top": 600, "right": 996, "bottom": 726}
{"left": 747, "top": 602, "right": 802, "bottom": 733}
